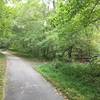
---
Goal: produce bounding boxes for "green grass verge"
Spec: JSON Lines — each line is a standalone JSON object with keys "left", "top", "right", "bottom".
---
{"left": 36, "top": 62, "right": 100, "bottom": 100}
{"left": 0, "top": 53, "right": 6, "bottom": 100}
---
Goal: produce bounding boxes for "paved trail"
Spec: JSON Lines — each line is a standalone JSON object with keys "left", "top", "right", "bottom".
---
{"left": 3, "top": 51, "right": 64, "bottom": 100}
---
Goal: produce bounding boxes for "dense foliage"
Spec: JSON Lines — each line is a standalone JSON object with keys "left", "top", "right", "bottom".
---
{"left": 4, "top": 0, "right": 99, "bottom": 63}
{"left": 0, "top": 0, "right": 100, "bottom": 99}
{"left": 0, "top": 1, "right": 14, "bottom": 48}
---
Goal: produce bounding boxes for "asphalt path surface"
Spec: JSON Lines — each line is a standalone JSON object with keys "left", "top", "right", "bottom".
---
{"left": 3, "top": 51, "right": 64, "bottom": 100}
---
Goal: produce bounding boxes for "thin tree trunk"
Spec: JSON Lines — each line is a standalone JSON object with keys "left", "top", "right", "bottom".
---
{"left": 67, "top": 46, "right": 73, "bottom": 62}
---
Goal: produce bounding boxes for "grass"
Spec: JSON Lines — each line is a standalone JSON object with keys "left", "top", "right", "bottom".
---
{"left": 36, "top": 62, "right": 100, "bottom": 100}
{"left": 0, "top": 53, "right": 6, "bottom": 100}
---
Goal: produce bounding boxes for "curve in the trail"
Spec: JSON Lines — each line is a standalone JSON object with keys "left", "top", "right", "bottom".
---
{"left": 3, "top": 52, "right": 64, "bottom": 100}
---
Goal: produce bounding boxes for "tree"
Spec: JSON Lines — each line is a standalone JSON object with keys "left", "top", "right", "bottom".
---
{"left": 48, "top": 0, "right": 100, "bottom": 62}
{"left": 0, "top": 1, "right": 15, "bottom": 48}
{"left": 1, "top": 0, "right": 99, "bottom": 62}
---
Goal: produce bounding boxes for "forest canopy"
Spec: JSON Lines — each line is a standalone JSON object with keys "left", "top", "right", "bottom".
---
{"left": 0, "top": 0, "right": 100, "bottom": 62}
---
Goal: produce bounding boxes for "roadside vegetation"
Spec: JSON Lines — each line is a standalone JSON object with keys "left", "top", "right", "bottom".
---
{"left": 0, "top": 53, "right": 6, "bottom": 100}
{"left": 0, "top": 0, "right": 100, "bottom": 100}
{"left": 37, "top": 62, "right": 100, "bottom": 100}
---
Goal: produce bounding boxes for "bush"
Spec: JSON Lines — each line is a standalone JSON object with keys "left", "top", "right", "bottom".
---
{"left": 37, "top": 62, "right": 100, "bottom": 100}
